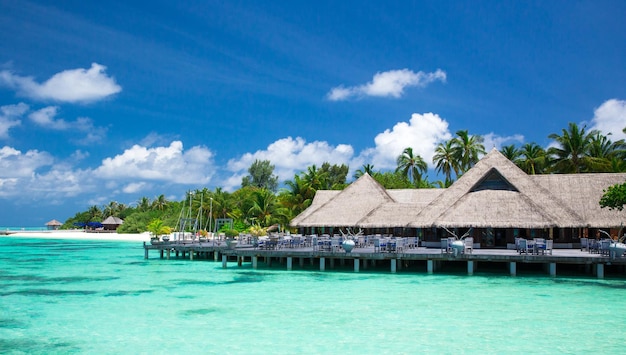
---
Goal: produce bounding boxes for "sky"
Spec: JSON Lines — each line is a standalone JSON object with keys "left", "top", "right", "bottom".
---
{"left": 1, "top": 0, "right": 626, "bottom": 226}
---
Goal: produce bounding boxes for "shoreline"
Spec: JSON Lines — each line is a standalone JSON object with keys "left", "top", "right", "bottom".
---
{"left": 0, "top": 230, "right": 151, "bottom": 242}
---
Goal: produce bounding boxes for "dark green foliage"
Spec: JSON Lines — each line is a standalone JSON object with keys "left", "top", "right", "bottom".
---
{"left": 600, "top": 181, "right": 626, "bottom": 211}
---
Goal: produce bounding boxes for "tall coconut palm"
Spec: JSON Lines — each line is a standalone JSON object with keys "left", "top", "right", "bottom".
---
{"left": 395, "top": 147, "right": 427, "bottom": 186}
{"left": 433, "top": 140, "right": 458, "bottom": 185}
{"left": 547, "top": 122, "right": 597, "bottom": 173}
{"left": 452, "top": 130, "right": 485, "bottom": 173}
{"left": 302, "top": 165, "right": 328, "bottom": 191}
{"left": 137, "top": 196, "right": 151, "bottom": 212}
{"left": 519, "top": 143, "right": 547, "bottom": 175}
{"left": 152, "top": 194, "right": 169, "bottom": 211}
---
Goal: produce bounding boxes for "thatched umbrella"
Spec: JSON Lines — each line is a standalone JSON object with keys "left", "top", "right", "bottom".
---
{"left": 45, "top": 219, "right": 62, "bottom": 230}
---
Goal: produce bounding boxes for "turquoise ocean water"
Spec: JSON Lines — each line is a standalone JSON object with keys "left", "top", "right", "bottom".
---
{"left": 1, "top": 235, "right": 626, "bottom": 354}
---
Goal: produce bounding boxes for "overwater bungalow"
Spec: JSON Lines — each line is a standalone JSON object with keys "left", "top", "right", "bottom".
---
{"left": 291, "top": 149, "right": 626, "bottom": 249}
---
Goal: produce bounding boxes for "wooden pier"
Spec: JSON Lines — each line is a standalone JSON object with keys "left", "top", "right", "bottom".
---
{"left": 143, "top": 241, "right": 626, "bottom": 279}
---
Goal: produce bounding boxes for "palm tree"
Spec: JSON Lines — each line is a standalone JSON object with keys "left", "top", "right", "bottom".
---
{"left": 433, "top": 140, "right": 458, "bottom": 185}
{"left": 87, "top": 205, "right": 102, "bottom": 222}
{"left": 452, "top": 130, "right": 486, "bottom": 173}
{"left": 137, "top": 196, "right": 151, "bottom": 212}
{"left": 519, "top": 143, "right": 546, "bottom": 175}
{"left": 395, "top": 147, "right": 427, "bottom": 186}
{"left": 353, "top": 164, "right": 375, "bottom": 179}
{"left": 500, "top": 145, "right": 521, "bottom": 164}
{"left": 152, "top": 194, "right": 168, "bottom": 211}
{"left": 547, "top": 122, "right": 597, "bottom": 173}
{"left": 103, "top": 201, "right": 119, "bottom": 217}
{"left": 248, "top": 189, "right": 277, "bottom": 227}
{"left": 302, "top": 165, "right": 329, "bottom": 190}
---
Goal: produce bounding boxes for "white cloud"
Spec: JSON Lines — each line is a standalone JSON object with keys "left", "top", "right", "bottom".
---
{"left": 225, "top": 136, "right": 354, "bottom": 190}
{"left": 0, "top": 146, "right": 53, "bottom": 178}
{"left": 0, "top": 63, "right": 121, "bottom": 103}
{"left": 589, "top": 99, "right": 626, "bottom": 141}
{"left": 354, "top": 113, "right": 452, "bottom": 170}
{"left": 482, "top": 133, "right": 524, "bottom": 151}
{"left": 28, "top": 106, "right": 107, "bottom": 144}
{"left": 0, "top": 103, "right": 28, "bottom": 139}
{"left": 122, "top": 181, "right": 149, "bottom": 194}
{"left": 95, "top": 141, "right": 215, "bottom": 184}
{"left": 327, "top": 69, "right": 446, "bottom": 101}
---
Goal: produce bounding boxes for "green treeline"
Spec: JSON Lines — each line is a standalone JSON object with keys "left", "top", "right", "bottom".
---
{"left": 63, "top": 123, "right": 626, "bottom": 233}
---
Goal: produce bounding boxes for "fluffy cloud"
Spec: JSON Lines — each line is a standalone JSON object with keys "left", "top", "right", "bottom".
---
{"left": 28, "top": 106, "right": 107, "bottom": 144}
{"left": 225, "top": 136, "right": 354, "bottom": 189}
{"left": 0, "top": 146, "right": 55, "bottom": 198}
{"left": 354, "top": 113, "right": 452, "bottom": 170}
{"left": 589, "top": 99, "right": 626, "bottom": 140}
{"left": 328, "top": 69, "right": 446, "bottom": 101}
{"left": 95, "top": 141, "right": 215, "bottom": 184}
{"left": 482, "top": 133, "right": 525, "bottom": 151}
{"left": 0, "top": 63, "right": 121, "bottom": 103}
{"left": 0, "top": 103, "right": 28, "bottom": 139}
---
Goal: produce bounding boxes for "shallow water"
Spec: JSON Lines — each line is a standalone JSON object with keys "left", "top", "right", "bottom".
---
{"left": 1, "top": 236, "right": 625, "bottom": 354}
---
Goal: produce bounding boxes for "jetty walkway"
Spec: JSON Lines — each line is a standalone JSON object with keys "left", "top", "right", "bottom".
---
{"left": 143, "top": 239, "right": 626, "bottom": 279}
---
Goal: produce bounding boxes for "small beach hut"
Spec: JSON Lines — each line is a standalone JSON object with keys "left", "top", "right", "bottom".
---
{"left": 45, "top": 219, "right": 62, "bottom": 230}
{"left": 102, "top": 216, "right": 124, "bottom": 231}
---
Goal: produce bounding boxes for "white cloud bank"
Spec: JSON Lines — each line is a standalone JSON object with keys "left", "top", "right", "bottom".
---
{"left": 0, "top": 63, "right": 121, "bottom": 103}
{"left": 28, "top": 106, "right": 107, "bottom": 144}
{"left": 589, "top": 99, "right": 626, "bottom": 141}
{"left": 328, "top": 69, "right": 446, "bottom": 101}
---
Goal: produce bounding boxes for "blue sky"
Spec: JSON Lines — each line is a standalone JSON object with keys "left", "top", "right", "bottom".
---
{"left": 1, "top": 0, "right": 625, "bottom": 226}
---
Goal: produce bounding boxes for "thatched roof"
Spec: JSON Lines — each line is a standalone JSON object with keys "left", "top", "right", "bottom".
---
{"left": 102, "top": 216, "right": 124, "bottom": 225}
{"left": 291, "top": 148, "right": 626, "bottom": 230}
{"left": 45, "top": 219, "right": 62, "bottom": 226}
{"left": 291, "top": 173, "right": 394, "bottom": 227}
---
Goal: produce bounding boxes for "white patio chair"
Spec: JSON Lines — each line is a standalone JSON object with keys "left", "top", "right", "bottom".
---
{"left": 441, "top": 238, "right": 450, "bottom": 254}
{"left": 545, "top": 239, "right": 553, "bottom": 255}
{"left": 464, "top": 237, "right": 473, "bottom": 254}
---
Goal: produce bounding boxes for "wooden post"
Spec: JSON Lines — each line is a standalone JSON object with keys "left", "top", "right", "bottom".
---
{"left": 144, "top": 247, "right": 148, "bottom": 259}
{"left": 427, "top": 260, "right": 434, "bottom": 274}
{"left": 467, "top": 261, "right": 474, "bottom": 275}
{"left": 320, "top": 257, "right": 325, "bottom": 271}
{"left": 287, "top": 257, "right": 293, "bottom": 271}
{"left": 238, "top": 256, "right": 243, "bottom": 267}
{"left": 354, "top": 258, "right": 360, "bottom": 272}
{"left": 166, "top": 249, "right": 170, "bottom": 260}
{"left": 252, "top": 256, "right": 258, "bottom": 269}
{"left": 597, "top": 263, "right": 604, "bottom": 279}
{"left": 510, "top": 262, "right": 516, "bottom": 276}
{"left": 190, "top": 250, "right": 194, "bottom": 260}
{"left": 160, "top": 249, "right": 164, "bottom": 259}
{"left": 391, "top": 259, "right": 397, "bottom": 273}
{"left": 222, "top": 254, "right": 227, "bottom": 268}
{"left": 299, "top": 257, "right": 304, "bottom": 267}
{"left": 214, "top": 250, "right": 219, "bottom": 261}
{"left": 330, "top": 258, "right": 335, "bottom": 269}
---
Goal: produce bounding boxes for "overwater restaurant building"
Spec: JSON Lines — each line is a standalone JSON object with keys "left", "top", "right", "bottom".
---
{"left": 291, "top": 149, "right": 626, "bottom": 248}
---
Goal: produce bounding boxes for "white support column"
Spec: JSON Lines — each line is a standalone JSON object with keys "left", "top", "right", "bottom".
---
{"left": 509, "top": 262, "right": 516, "bottom": 276}
{"left": 467, "top": 261, "right": 474, "bottom": 275}
{"left": 221, "top": 254, "right": 227, "bottom": 268}
{"left": 252, "top": 256, "right": 258, "bottom": 269}
{"left": 597, "top": 263, "right": 604, "bottom": 279}
{"left": 320, "top": 257, "right": 325, "bottom": 271}
{"left": 287, "top": 257, "right": 293, "bottom": 271}
{"left": 427, "top": 260, "right": 434, "bottom": 274}
{"left": 391, "top": 259, "right": 397, "bottom": 273}
{"left": 549, "top": 263, "right": 556, "bottom": 277}
{"left": 354, "top": 259, "right": 360, "bottom": 272}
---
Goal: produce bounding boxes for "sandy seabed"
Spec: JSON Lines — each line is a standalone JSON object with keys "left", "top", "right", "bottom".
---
{"left": 1, "top": 230, "right": 151, "bottom": 242}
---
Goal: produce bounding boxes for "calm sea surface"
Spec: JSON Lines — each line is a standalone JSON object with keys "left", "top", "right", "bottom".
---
{"left": 1, "top": 235, "right": 625, "bottom": 354}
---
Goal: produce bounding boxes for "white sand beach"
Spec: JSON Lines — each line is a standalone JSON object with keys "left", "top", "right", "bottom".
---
{"left": 1, "top": 230, "right": 151, "bottom": 242}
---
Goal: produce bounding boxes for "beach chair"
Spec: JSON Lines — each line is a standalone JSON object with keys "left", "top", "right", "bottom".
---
{"left": 374, "top": 238, "right": 382, "bottom": 252}
{"left": 580, "top": 237, "right": 588, "bottom": 251}
{"left": 519, "top": 239, "right": 534, "bottom": 255}
{"left": 464, "top": 237, "right": 473, "bottom": 254}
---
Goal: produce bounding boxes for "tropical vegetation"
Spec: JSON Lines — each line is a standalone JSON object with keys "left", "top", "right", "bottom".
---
{"left": 61, "top": 124, "right": 625, "bottom": 234}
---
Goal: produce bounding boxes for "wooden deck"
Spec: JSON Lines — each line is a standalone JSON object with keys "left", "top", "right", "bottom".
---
{"left": 144, "top": 240, "right": 626, "bottom": 278}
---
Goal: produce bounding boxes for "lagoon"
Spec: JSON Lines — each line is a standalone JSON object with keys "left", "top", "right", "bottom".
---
{"left": 1, "top": 236, "right": 625, "bottom": 354}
